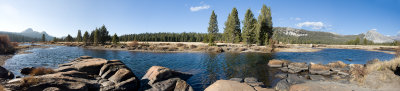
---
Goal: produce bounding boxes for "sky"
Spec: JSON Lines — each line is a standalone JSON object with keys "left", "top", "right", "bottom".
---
{"left": 0, "top": 0, "right": 399, "bottom": 37}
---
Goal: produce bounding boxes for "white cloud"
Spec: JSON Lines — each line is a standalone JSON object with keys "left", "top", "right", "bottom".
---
{"left": 190, "top": 4, "right": 210, "bottom": 12}
{"left": 296, "top": 22, "right": 325, "bottom": 30}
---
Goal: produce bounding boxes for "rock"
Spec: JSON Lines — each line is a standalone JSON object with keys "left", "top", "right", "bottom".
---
{"left": 363, "top": 70, "right": 400, "bottom": 89}
{"left": 79, "top": 56, "right": 93, "bottom": 59}
{"left": 309, "top": 63, "right": 331, "bottom": 75}
{"left": 275, "top": 79, "right": 290, "bottom": 91}
{"left": 20, "top": 67, "right": 35, "bottom": 75}
{"left": 275, "top": 73, "right": 288, "bottom": 79}
{"left": 174, "top": 78, "right": 194, "bottom": 91}
{"left": 0, "top": 66, "right": 14, "bottom": 79}
{"left": 279, "top": 67, "right": 289, "bottom": 72}
{"left": 268, "top": 59, "right": 290, "bottom": 68}
{"left": 141, "top": 66, "right": 193, "bottom": 91}
{"left": 6, "top": 77, "right": 89, "bottom": 91}
{"left": 43, "top": 87, "right": 60, "bottom": 91}
{"left": 205, "top": 80, "right": 256, "bottom": 91}
{"left": 244, "top": 77, "right": 258, "bottom": 83}
{"left": 108, "top": 68, "right": 136, "bottom": 83}
{"left": 229, "top": 78, "right": 243, "bottom": 83}
{"left": 142, "top": 66, "right": 192, "bottom": 84}
{"left": 112, "top": 77, "right": 140, "bottom": 91}
{"left": 287, "top": 63, "right": 308, "bottom": 73}
{"left": 309, "top": 75, "right": 325, "bottom": 81}
{"left": 72, "top": 58, "right": 108, "bottom": 74}
{"left": 286, "top": 74, "right": 305, "bottom": 85}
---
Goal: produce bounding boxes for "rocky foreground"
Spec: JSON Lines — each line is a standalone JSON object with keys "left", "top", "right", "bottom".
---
{"left": 0, "top": 56, "right": 194, "bottom": 91}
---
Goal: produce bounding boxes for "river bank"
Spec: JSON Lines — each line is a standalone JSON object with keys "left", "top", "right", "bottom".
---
{"left": 48, "top": 42, "right": 398, "bottom": 54}
{"left": 0, "top": 44, "right": 49, "bottom": 66}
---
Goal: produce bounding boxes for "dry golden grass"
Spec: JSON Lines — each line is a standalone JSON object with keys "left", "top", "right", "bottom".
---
{"left": 367, "top": 57, "right": 400, "bottom": 73}
{"left": 0, "top": 35, "right": 15, "bottom": 54}
{"left": 29, "top": 67, "right": 55, "bottom": 76}
{"left": 350, "top": 64, "right": 367, "bottom": 84}
{"left": 176, "top": 43, "right": 185, "bottom": 47}
{"left": 20, "top": 76, "right": 40, "bottom": 86}
{"left": 327, "top": 61, "right": 347, "bottom": 68}
{"left": 127, "top": 40, "right": 139, "bottom": 47}
{"left": 310, "top": 64, "right": 330, "bottom": 70}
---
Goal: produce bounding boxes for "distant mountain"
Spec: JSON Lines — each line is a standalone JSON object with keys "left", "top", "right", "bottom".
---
{"left": 363, "top": 30, "right": 394, "bottom": 43}
{"left": 389, "top": 33, "right": 400, "bottom": 41}
{"left": 0, "top": 28, "right": 54, "bottom": 42}
{"left": 19, "top": 28, "right": 54, "bottom": 41}
{"left": 273, "top": 27, "right": 362, "bottom": 44}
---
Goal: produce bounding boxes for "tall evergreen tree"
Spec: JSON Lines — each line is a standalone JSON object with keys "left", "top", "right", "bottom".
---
{"left": 42, "top": 34, "right": 46, "bottom": 42}
{"left": 76, "top": 30, "right": 82, "bottom": 42}
{"left": 66, "top": 34, "right": 73, "bottom": 42}
{"left": 99, "top": 25, "right": 110, "bottom": 44}
{"left": 207, "top": 10, "right": 219, "bottom": 46}
{"left": 256, "top": 4, "right": 273, "bottom": 45}
{"left": 223, "top": 8, "right": 241, "bottom": 43}
{"left": 83, "top": 31, "right": 89, "bottom": 45}
{"left": 242, "top": 9, "right": 257, "bottom": 44}
{"left": 112, "top": 33, "right": 119, "bottom": 45}
{"left": 94, "top": 30, "right": 99, "bottom": 45}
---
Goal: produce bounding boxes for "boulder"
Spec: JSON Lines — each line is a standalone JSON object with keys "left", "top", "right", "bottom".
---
{"left": 205, "top": 80, "right": 256, "bottom": 91}
{"left": 229, "top": 78, "right": 243, "bottom": 82}
{"left": 79, "top": 56, "right": 93, "bottom": 59}
{"left": 309, "top": 63, "right": 331, "bottom": 75}
{"left": 309, "top": 75, "right": 325, "bottom": 81}
{"left": 275, "top": 79, "right": 290, "bottom": 91}
{"left": 244, "top": 77, "right": 258, "bottom": 83}
{"left": 72, "top": 58, "right": 108, "bottom": 74}
{"left": 287, "top": 63, "right": 308, "bottom": 73}
{"left": 268, "top": 59, "right": 290, "bottom": 68}
{"left": 141, "top": 66, "right": 193, "bottom": 91}
{"left": 275, "top": 73, "right": 288, "bottom": 79}
{"left": 142, "top": 66, "right": 192, "bottom": 84}
{"left": 0, "top": 66, "right": 14, "bottom": 79}
{"left": 108, "top": 68, "right": 136, "bottom": 83}
{"left": 286, "top": 74, "right": 305, "bottom": 85}
{"left": 20, "top": 67, "right": 35, "bottom": 75}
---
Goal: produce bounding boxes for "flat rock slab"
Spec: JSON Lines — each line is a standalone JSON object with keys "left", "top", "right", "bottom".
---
{"left": 309, "top": 75, "right": 325, "bottom": 81}
{"left": 205, "top": 80, "right": 273, "bottom": 91}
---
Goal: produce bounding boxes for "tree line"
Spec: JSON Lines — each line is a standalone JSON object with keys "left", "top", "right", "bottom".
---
{"left": 206, "top": 4, "right": 273, "bottom": 46}
{"left": 119, "top": 32, "right": 223, "bottom": 42}
{"left": 56, "top": 25, "right": 120, "bottom": 45}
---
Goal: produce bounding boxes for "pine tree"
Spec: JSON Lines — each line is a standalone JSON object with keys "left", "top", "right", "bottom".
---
{"left": 256, "top": 4, "right": 273, "bottom": 45}
{"left": 99, "top": 25, "right": 110, "bottom": 44}
{"left": 112, "top": 33, "right": 119, "bottom": 45}
{"left": 355, "top": 37, "right": 360, "bottom": 45}
{"left": 83, "top": 31, "right": 89, "bottom": 45}
{"left": 66, "top": 34, "right": 73, "bottom": 42}
{"left": 94, "top": 30, "right": 99, "bottom": 45}
{"left": 223, "top": 8, "right": 241, "bottom": 43}
{"left": 207, "top": 10, "right": 219, "bottom": 46}
{"left": 42, "top": 34, "right": 46, "bottom": 42}
{"left": 76, "top": 30, "right": 82, "bottom": 42}
{"left": 363, "top": 38, "right": 368, "bottom": 45}
{"left": 242, "top": 9, "right": 257, "bottom": 44}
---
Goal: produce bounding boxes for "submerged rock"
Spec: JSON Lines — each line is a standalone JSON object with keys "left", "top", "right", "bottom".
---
{"left": 20, "top": 67, "right": 35, "bottom": 75}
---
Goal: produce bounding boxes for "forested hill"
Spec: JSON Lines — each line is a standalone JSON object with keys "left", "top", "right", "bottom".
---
{"left": 272, "top": 27, "right": 363, "bottom": 44}
{"left": 0, "top": 31, "right": 41, "bottom": 42}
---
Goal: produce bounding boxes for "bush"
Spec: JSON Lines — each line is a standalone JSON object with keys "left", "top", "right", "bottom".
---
{"left": 29, "top": 67, "right": 55, "bottom": 76}
{"left": 127, "top": 40, "right": 139, "bottom": 47}
{"left": 0, "top": 35, "right": 15, "bottom": 54}
{"left": 21, "top": 76, "right": 39, "bottom": 86}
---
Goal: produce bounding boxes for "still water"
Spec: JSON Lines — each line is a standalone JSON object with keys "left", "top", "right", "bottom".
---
{"left": 2, "top": 46, "right": 395, "bottom": 90}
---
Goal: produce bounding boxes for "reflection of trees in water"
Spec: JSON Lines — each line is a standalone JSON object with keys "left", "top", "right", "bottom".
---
{"left": 202, "top": 52, "right": 221, "bottom": 88}
{"left": 222, "top": 52, "right": 277, "bottom": 87}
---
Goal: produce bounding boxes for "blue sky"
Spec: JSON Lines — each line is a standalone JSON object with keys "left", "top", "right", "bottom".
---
{"left": 0, "top": 0, "right": 399, "bottom": 37}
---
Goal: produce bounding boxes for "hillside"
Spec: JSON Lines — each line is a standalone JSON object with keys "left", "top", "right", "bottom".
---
{"left": 0, "top": 28, "right": 54, "bottom": 42}
{"left": 272, "top": 27, "right": 363, "bottom": 44}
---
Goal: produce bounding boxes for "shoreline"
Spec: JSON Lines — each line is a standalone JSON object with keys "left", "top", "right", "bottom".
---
{"left": 0, "top": 45, "right": 49, "bottom": 66}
